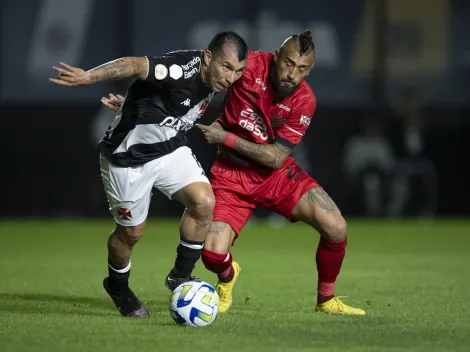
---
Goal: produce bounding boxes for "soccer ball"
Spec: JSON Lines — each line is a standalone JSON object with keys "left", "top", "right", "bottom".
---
{"left": 169, "top": 280, "right": 219, "bottom": 327}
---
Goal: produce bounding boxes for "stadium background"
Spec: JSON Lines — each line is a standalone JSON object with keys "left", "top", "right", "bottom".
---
{"left": 1, "top": 0, "right": 469, "bottom": 219}
{"left": 1, "top": 1, "right": 469, "bottom": 351}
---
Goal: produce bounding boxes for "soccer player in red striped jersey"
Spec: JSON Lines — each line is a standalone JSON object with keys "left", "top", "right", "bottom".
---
{"left": 197, "top": 29, "right": 365, "bottom": 315}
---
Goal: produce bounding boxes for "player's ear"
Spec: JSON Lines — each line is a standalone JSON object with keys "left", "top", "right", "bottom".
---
{"left": 274, "top": 49, "right": 280, "bottom": 62}
{"left": 203, "top": 50, "right": 212, "bottom": 66}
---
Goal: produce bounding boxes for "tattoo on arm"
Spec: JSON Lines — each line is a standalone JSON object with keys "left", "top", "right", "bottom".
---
{"left": 87, "top": 57, "right": 148, "bottom": 83}
{"left": 233, "top": 139, "right": 292, "bottom": 169}
{"left": 208, "top": 222, "right": 229, "bottom": 236}
{"left": 307, "top": 188, "right": 338, "bottom": 213}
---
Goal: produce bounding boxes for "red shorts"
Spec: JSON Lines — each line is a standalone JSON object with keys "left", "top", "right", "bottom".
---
{"left": 210, "top": 157, "right": 320, "bottom": 235}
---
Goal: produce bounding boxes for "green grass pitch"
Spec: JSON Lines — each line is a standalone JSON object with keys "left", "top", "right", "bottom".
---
{"left": 0, "top": 219, "right": 469, "bottom": 352}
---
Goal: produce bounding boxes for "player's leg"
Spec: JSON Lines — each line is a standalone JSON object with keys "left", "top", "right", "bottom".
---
{"left": 201, "top": 188, "right": 253, "bottom": 312}
{"left": 100, "top": 155, "right": 157, "bottom": 317}
{"left": 202, "top": 221, "right": 240, "bottom": 312}
{"left": 166, "top": 181, "right": 215, "bottom": 286}
{"left": 267, "top": 162, "right": 365, "bottom": 315}
{"left": 198, "top": 160, "right": 255, "bottom": 312}
{"left": 151, "top": 147, "right": 215, "bottom": 290}
{"left": 104, "top": 222, "right": 149, "bottom": 317}
{"left": 202, "top": 194, "right": 246, "bottom": 285}
{"left": 290, "top": 188, "right": 365, "bottom": 315}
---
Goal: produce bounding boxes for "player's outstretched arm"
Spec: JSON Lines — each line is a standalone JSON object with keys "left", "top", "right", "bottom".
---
{"left": 49, "top": 57, "right": 149, "bottom": 87}
{"left": 197, "top": 123, "right": 292, "bottom": 169}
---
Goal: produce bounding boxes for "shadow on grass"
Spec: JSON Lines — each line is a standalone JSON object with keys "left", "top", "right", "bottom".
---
{"left": 0, "top": 292, "right": 169, "bottom": 318}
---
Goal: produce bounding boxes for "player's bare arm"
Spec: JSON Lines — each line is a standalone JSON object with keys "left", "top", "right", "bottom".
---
{"left": 197, "top": 123, "right": 292, "bottom": 169}
{"left": 231, "top": 137, "right": 292, "bottom": 169}
{"left": 49, "top": 57, "right": 149, "bottom": 87}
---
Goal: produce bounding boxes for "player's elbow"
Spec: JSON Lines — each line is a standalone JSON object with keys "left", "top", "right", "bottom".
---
{"left": 267, "top": 154, "right": 288, "bottom": 169}
{"left": 266, "top": 143, "right": 292, "bottom": 169}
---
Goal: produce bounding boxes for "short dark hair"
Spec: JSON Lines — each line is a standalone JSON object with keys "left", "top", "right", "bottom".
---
{"left": 207, "top": 31, "right": 248, "bottom": 61}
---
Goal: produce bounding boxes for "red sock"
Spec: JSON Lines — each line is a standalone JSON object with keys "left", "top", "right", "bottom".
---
{"left": 316, "top": 237, "right": 347, "bottom": 304}
{"left": 218, "top": 264, "right": 234, "bottom": 283}
{"left": 201, "top": 249, "right": 234, "bottom": 283}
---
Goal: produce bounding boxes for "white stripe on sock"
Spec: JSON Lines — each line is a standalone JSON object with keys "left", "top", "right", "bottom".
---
{"left": 108, "top": 261, "right": 131, "bottom": 274}
{"left": 222, "top": 253, "right": 231, "bottom": 263}
{"left": 180, "top": 240, "right": 204, "bottom": 250}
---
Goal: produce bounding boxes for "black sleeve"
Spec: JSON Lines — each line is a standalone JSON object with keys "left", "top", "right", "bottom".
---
{"left": 144, "top": 50, "right": 202, "bottom": 88}
{"left": 275, "top": 136, "right": 296, "bottom": 149}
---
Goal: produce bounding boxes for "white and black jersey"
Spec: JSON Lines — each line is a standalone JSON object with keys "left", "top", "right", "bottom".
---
{"left": 99, "top": 50, "right": 214, "bottom": 167}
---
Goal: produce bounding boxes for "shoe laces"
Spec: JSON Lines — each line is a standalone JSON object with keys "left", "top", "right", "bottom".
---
{"left": 216, "top": 284, "right": 230, "bottom": 304}
{"left": 325, "top": 296, "right": 348, "bottom": 314}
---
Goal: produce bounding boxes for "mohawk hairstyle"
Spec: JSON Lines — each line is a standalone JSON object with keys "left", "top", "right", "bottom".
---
{"left": 299, "top": 29, "right": 314, "bottom": 55}
{"left": 284, "top": 29, "right": 315, "bottom": 56}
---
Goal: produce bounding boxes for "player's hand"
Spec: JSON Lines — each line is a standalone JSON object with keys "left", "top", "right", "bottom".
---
{"left": 196, "top": 123, "right": 228, "bottom": 144}
{"left": 49, "top": 62, "right": 92, "bottom": 87}
{"left": 101, "top": 93, "right": 125, "bottom": 112}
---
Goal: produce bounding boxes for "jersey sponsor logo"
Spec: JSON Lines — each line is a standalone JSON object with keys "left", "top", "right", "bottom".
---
{"left": 159, "top": 116, "right": 194, "bottom": 132}
{"left": 181, "top": 98, "right": 191, "bottom": 106}
{"left": 155, "top": 64, "right": 168, "bottom": 80}
{"left": 169, "top": 64, "right": 183, "bottom": 79}
{"left": 239, "top": 108, "right": 269, "bottom": 141}
{"left": 277, "top": 103, "right": 291, "bottom": 112}
{"left": 160, "top": 94, "right": 213, "bottom": 132}
{"left": 299, "top": 115, "right": 311, "bottom": 126}
{"left": 255, "top": 78, "right": 267, "bottom": 91}
{"left": 182, "top": 56, "right": 201, "bottom": 79}
{"left": 184, "top": 67, "right": 198, "bottom": 79}
{"left": 181, "top": 56, "right": 201, "bottom": 71}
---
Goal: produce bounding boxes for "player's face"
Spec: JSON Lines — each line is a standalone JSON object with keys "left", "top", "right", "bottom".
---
{"left": 273, "top": 45, "right": 315, "bottom": 98}
{"left": 204, "top": 44, "right": 246, "bottom": 92}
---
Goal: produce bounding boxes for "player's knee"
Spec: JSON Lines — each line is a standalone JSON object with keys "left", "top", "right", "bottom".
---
{"left": 201, "top": 248, "right": 232, "bottom": 274}
{"left": 188, "top": 190, "right": 215, "bottom": 221}
{"left": 322, "top": 215, "right": 347, "bottom": 242}
{"left": 204, "top": 232, "right": 231, "bottom": 254}
{"left": 114, "top": 222, "right": 146, "bottom": 247}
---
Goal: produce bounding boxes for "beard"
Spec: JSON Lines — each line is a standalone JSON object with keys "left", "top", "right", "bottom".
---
{"left": 270, "top": 64, "right": 299, "bottom": 98}
{"left": 277, "top": 80, "right": 298, "bottom": 98}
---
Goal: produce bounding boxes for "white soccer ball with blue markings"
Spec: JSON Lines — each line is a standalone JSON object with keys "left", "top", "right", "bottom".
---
{"left": 169, "top": 280, "right": 219, "bottom": 327}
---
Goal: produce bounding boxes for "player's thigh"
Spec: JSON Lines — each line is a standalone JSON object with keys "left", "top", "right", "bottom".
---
{"left": 204, "top": 221, "right": 237, "bottom": 254}
{"left": 209, "top": 188, "right": 255, "bottom": 241}
{"left": 263, "top": 163, "right": 318, "bottom": 221}
{"left": 290, "top": 187, "right": 347, "bottom": 241}
{"left": 99, "top": 154, "right": 157, "bottom": 226}
{"left": 153, "top": 146, "right": 211, "bottom": 202}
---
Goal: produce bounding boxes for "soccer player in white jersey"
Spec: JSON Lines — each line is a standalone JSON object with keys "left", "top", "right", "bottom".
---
{"left": 49, "top": 32, "right": 247, "bottom": 317}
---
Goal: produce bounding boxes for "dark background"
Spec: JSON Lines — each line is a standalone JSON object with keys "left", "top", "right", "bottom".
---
{"left": 1, "top": 0, "right": 469, "bottom": 219}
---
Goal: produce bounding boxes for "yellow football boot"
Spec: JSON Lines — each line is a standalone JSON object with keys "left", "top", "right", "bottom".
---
{"left": 315, "top": 296, "right": 366, "bottom": 315}
{"left": 215, "top": 261, "right": 241, "bottom": 313}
